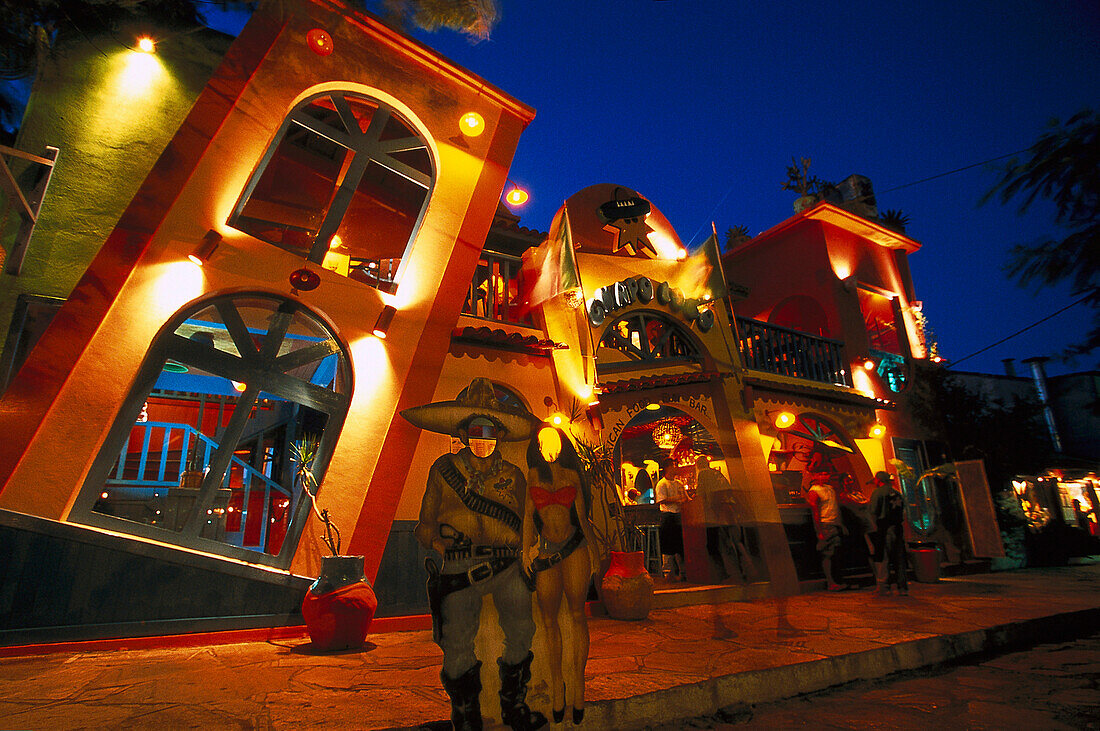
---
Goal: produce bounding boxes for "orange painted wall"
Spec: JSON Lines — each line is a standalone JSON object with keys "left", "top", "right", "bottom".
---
{"left": 0, "top": 1, "right": 534, "bottom": 584}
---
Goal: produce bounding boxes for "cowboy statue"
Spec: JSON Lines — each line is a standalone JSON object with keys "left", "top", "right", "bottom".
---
{"left": 401, "top": 378, "right": 547, "bottom": 731}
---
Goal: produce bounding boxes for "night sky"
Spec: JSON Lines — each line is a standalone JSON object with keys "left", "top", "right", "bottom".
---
{"left": 214, "top": 2, "right": 1100, "bottom": 376}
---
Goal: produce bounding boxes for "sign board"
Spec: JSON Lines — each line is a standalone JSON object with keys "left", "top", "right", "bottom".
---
{"left": 955, "top": 459, "right": 1005, "bottom": 558}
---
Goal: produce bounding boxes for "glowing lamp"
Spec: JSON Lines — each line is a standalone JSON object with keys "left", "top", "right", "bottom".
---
{"left": 774, "top": 411, "right": 797, "bottom": 429}
{"left": 869, "top": 422, "right": 887, "bottom": 439}
{"left": 645, "top": 402, "right": 661, "bottom": 411}
{"left": 861, "top": 357, "right": 876, "bottom": 370}
{"left": 306, "top": 28, "right": 334, "bottom": 56}
{"left": 232, "top": 380, "right": 247, "bottom": 393}
{"left": 188, "top": 230, "right": 221, "bottom": 267}
{"left": 329, "top": 234, "right": 343, "bottom": 249}
{"left": 136, "top": 37, "right": 155, "bottom": 53}
{"left": 372, "top": 304, "right": 397, "bottom": 338}
{"left": 652, "top": 420, "right": 683, "bottom": 450}
{"left": 550, "top": 412, "right": 567, "bottom": 426}
{"left": 505, "top": 185, "right": 529, "bottom": 206}
{"left": 459, "top": 111, "right": 485, "bottom": 137}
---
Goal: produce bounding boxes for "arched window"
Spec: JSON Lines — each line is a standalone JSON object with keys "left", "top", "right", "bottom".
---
{"left": 230, "top": 91, "right": 434, "bottom": 294}
{"left": 72, "top": 294, "right": 352, "bottom": 568}
{"left": 597, "top": 311, "right": 702, "bottom": 371}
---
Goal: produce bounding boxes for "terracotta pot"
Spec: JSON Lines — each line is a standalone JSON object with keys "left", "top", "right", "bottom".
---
{"left": 599, "top": 550, "right": 654, "bottom": 620}
{"left": 301, "top": 555, "right": 378, "bottom": 651}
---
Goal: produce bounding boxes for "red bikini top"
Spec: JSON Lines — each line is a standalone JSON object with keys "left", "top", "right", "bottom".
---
{"left": 530, "top": 484, "right": 577, "bottom": 510}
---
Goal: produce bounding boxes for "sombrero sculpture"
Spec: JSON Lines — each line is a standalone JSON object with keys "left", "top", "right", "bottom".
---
{"left": 400, "top": 377, "right": 538, "bottom": 442}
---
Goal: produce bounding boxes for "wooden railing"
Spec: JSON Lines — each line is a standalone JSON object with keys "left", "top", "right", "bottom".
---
{"left": 461, "top": 249, "right": 535, "bottom": 326}
{"left": 735, "top": 317, "right": 852, "bottom": 387}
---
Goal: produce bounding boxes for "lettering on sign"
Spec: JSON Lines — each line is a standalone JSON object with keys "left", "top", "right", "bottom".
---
{"left": 588, "top": 275, "right": 714, "bottom": 332}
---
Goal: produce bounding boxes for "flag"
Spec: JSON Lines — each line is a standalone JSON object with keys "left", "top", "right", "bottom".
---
{"left": 675, "top": 224, "right": 728, "bottom": 302}
{"left": 518, "top": 205, "right": 580, "bottom": 315}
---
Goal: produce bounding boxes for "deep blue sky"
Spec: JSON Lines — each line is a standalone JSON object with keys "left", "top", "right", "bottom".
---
{"left": 216, "top": 1, "right": 1099, "bottom": 376}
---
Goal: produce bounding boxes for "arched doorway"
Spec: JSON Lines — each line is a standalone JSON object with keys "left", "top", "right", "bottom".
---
{"left": 768, "top": 412, "right": 876, "bottom": 584}
{"left": 613, "top": 405, "right": 763, "bottom": 585}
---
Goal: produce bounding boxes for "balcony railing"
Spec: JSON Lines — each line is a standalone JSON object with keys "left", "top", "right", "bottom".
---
{"left": 461, "top": 250, "right": 535, "bottom": 327}
{"left": 735, "top": 316, "right": 852, "bottom": 387}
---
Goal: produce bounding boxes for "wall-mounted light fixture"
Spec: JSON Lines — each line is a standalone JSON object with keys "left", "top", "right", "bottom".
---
{"left": 136, "top": 36, "right": 156, "bottom": 54}
{"left": 459, "top": 111, "right": 485, "bottom": 137}
{"left": 372, "top": 304, "right": 397, "bottom": 338}
{"left": 188, "top": 230, "right": 221, "bottom": 267}
{"left": 645, "top": 402, "right": 662, "bottom": 411}
{"left": 774, "top": 411, "right": 797, "bottom": 429}
{"left": 861, "top": 356, "right": 877, "bottom": 370}
{"left": 306, "top": 28, "right": 334, "bottom": 56}
{"left": 869, "top": 422, "right": 887, "bottom": 439}
{"left": 504, "top": 181, "right": 529, "bottom": 206}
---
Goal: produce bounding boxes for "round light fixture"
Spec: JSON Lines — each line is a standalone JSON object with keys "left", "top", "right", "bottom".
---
{"left": 306, "top": 28, "right": 334, "bottom": 56}
{"left": 136, "top": 37, "right": 155, "bottom": 53}
{"left": 459, "top": 111, "right": 485, "bottom": 137}
{"left": 505, "top": 186, "right": 528, "bottom": 206}
{"left": 652, "top": 420, "right": 683, "bottom": 450}
{"left": 869, "top": 422, "right": 887, "bottom": 439}
{"left": 774, "top": 411, "right": 797, "bottom": 429}
{"left": 289, "top": 268, "right": 321, "bottom": 292}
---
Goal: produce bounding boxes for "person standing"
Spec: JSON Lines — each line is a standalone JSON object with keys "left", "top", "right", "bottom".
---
{"left": 804, "top": 467, "right": 845, "bottom": 591}
{"left": 869, "top": 470, "right": 908, "bottom": 596}
{"left": 656, "top": 462, "right": 690, "bottom": 581}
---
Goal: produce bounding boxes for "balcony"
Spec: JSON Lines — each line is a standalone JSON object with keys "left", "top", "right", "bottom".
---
{"left": 460, "top": 249, "right": 535, "bottom": 327}
{"left": 735, "top": 316, "right": 852, "bottom": 387}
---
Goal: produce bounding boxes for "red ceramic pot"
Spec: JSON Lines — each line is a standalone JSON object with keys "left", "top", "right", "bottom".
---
{"left": 599, "top": 550, "right": 654, "bottom": 620}
{"left": 301, "top": 555, "right": 378, "bottom": 651}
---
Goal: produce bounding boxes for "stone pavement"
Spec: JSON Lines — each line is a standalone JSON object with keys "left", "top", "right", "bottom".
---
{"left": 665, "top": 631, "right": 1100, "bottom": 729}
{"left": 1, "top": 564, "right": 1098, "bottom": 730}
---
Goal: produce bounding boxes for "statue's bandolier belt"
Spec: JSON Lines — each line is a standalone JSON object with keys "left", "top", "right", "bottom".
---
{"left": 438, "top": 459, "right": 522, "bottom": 534}
{"left": 425, "top": 458, "right": 523, "bottom": 623}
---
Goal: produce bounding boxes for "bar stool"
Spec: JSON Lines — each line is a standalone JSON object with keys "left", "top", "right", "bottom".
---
{"left": 643, "top": 525, "right": 662, "bottom": 574}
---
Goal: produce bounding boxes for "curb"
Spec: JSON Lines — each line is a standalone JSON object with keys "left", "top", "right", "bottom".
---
{"left": 593, "top": 606, "right": 1100, "bottom": 729}
{"left": 399, "top": 605, "right": 1100, "bottom": 730}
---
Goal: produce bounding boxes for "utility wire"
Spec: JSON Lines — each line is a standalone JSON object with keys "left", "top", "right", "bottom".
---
{"left": 946, "top": 294, "right": 1090, "bottom": 368}
{"left": 876, "top": 148, "right": 1031, "bottom": 194}
{"left": 689, "top": 146, "right": 1035, "bottom": 247}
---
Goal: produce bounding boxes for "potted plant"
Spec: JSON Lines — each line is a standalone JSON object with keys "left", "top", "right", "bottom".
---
{"left": 574, "top": 436, "right": 653, "bottom": 620}
{"left": 781, "top": 156, "right": 833, "bottom": 213}
{"left": 293, "top": 437, "right": 378, "bottom": 651}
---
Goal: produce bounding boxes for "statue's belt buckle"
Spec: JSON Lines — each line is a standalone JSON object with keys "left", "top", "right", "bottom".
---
{"left": 467, "top": 561, "right": 494, "bottom": 585}
{"left": 545, "top": 551, "right": 563, "bottom": 564}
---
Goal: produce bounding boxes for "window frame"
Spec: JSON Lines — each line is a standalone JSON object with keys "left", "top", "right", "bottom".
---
{"left": 70, "top": 293, "right": 352, "bottom": 569}
{"left": 229, "top": 91, "right": 435, "bottom": 294}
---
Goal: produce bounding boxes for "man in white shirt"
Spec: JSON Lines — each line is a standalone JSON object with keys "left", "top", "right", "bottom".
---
{"left": 656, "top": 463, "right": 690, "bottom": 580}
{"left": 804, "top": 468, "right": 845, "bottom": 591}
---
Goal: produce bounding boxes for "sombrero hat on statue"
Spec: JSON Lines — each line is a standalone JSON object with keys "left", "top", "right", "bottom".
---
{"left": 400, "top": 377, "right": 538, "bottom": 442}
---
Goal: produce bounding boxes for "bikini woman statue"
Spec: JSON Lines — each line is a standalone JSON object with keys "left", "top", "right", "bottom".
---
{"left": 522, "top": 425, "right": 593, "bottom": 725}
